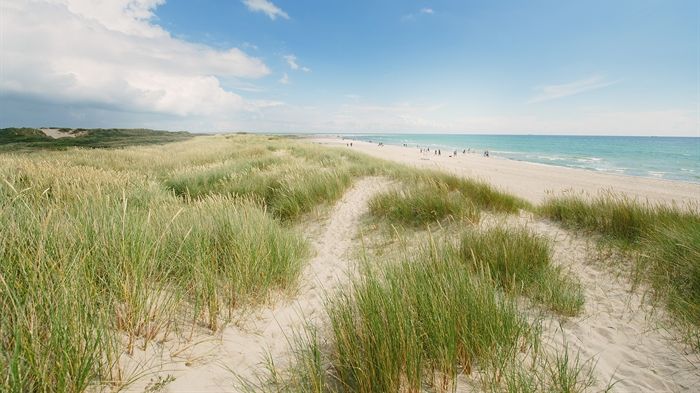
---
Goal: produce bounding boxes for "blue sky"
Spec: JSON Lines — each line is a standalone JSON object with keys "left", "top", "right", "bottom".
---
{"left": 0, "top": 0, "right": 698, "bottom": 135}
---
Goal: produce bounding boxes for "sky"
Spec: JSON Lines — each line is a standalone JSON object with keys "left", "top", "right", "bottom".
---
{"left": 0, "top": 0, "right": 698, "bottom": 136}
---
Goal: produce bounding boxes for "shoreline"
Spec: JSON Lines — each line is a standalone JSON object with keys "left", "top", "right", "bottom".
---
{"left": 308, "top": 136, "right": 700, "bottom": 207}
{"left": 314, "top": 134, "right": 699, "bottom": 185}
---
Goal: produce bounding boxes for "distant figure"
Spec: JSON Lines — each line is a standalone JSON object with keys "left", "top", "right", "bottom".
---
{"left": 350, "top": 142, "right": 353, "bottom": 147}
{"left": 438, "top": 149, "right": 441, "bottom": 156}
{"left": 484, "top": 150, "right": 490, "bottom": 157}
{"left": 463, "top": 149, "right": 466, "bottom": 154}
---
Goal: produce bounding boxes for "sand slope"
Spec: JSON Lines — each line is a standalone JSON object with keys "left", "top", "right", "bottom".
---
{"left": 517, "top": 214, "right": 700, "bottom": 392}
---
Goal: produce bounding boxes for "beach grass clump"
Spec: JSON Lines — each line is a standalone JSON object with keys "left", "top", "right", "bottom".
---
{"left": 249, "top": 236, "right": 593, "bottom": 393}
{"left": 325, "top": 247, "right": 531, "bottom": 392}
{"left": 368, "top": 179, "right": 480, "bottom": 226}
{"left": 393, "top": 169, "right": 529, "bottom": 213}
{"left": 459, "top": 227, "right": 584, "bottom": 316}
{"left": 167, "top": 196, "right": 307, "bottom": 330}
{"left": 636, "top": 217, "right": 700, "bottom": 346}
{"left": 538, "top": 194, "right": 659, "bottom": 244}
{"left": 540, "top": 194, "right": 700, "bottom": 346}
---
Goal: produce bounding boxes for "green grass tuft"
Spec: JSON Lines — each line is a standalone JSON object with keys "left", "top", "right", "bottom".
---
{"left": 458, "top": 227, "right": 584, "bottom": 316}
{"left": 369, "top": 179, "right": 480, "bottom": 226}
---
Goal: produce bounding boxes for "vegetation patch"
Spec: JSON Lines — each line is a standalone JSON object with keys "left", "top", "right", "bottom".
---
{"left": 247, "top": 238, "right": 595, "bottom": 393}
{"left": 459, "top": 227, "right": 584, "bottom": 316}
{"left": 540, "top": 194, "right": 700, "bottom": 347}
{"left": 395, "top": 169, "right": 530, "bottom": 213}
{"left": 0, "top": 127, "right": 193, "bottom": 151}
{"left": 369, "top": 179, "right": 480, "bottom": 226}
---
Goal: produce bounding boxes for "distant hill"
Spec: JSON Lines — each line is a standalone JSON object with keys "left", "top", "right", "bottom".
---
{"left": 0, "top": 128, "right": 193, "bottom": 151}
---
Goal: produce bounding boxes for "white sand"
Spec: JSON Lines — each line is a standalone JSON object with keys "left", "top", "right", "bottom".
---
{"left": 40, "top": 128, "right": 76, "bottom": 138}
{"left": 501, "top": 213, "right": 700, "bottom": 391}
{"left": 310, "top": 137, "right": 700, "bottom": 207}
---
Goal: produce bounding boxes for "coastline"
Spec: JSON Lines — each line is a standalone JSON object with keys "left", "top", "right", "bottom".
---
{"left": 309, "top": 136, "right": 700, "bottom": 207}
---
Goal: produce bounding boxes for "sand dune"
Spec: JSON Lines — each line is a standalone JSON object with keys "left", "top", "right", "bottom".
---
{"left": 522, "top": 215, "right": 699, "bottom": 392}
{"left": 121, "top": 139, "right": 699, "bottom": 392}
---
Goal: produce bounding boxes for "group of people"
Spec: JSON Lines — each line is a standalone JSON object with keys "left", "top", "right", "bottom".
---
{"left": 343, "top": 139, "right": 491, "bottom": 158}
{"left": 418, "top": 146, "right": 489, "bottom": 158}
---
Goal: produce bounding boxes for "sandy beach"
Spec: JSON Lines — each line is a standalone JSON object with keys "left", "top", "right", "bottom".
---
{"left": 310, "top": 137, "right": 700, "bottom": 207}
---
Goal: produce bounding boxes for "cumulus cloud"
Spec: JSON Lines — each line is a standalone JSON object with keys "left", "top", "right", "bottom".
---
{"left": 528, "top": 75, "right": 617, "bottom": 103}
{"left": 0, "top": 0, "right": 270, "bottom": 117}
{"left": 242, "top": 0, "right": 289, "bottom": 20}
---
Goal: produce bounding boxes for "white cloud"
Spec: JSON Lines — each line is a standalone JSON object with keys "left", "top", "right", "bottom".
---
{"left": 284, "top": 55, "right": 299, "bottom": 70}
{"left": 529, "top": 75, "right": 617, "bottom": 103}
{"left": 283, "top": 54, "right": 311, "bottom": 72}
{"left": 403, "top": 7, "right": 435, "bottom": 21}
{"left": 242, "top": 42, "right": 259, "bottom": 50}
{"left": 242, "top": 0, "right": 289, "bottom": 20}
{"left": 0, "top": 0, "right": 270, "bottom": 117}
{"left": 279, "top": 73, "right": 290, "bottom": 84}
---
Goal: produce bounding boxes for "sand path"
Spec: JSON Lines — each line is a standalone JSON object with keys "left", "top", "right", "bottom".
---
{"left": 512, "top": 214, "right": 700, "bottom": 392}
{"left": 157, "top": 177, "right": 389, "bottom": 392}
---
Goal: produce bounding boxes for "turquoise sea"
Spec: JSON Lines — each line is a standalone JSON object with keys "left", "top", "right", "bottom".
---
{"left": 342, "top": 134, "right": 700, "bottom": 183}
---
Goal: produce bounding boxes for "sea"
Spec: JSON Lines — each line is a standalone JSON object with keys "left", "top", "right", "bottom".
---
{"left": 341, "top": 134, "right": 700, "bottom": 183}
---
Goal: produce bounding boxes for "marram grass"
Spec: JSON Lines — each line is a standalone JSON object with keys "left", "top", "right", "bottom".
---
{"left": 540, "top": 194, "right": 700, "bottom": 348}
{"left": 459, "top": 226, "right": 584, "bottom": 316}
{"left": 247, "top": 234, "right": 594, "bottom": 393}
{"left": 368, "top": 178, "right": 480, "bottom": 226}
